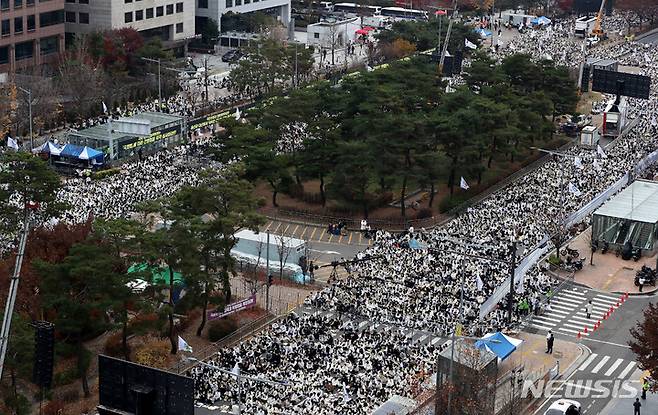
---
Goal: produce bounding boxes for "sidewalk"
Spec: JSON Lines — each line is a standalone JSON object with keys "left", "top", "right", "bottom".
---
{"left": 556, "top": 227, "right": 658, "bottom": 295}
{"left": 495, "top": 332, "right": 584, "bottom": 412}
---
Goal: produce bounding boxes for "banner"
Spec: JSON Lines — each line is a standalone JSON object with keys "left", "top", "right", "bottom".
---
{"left": 208, "top": 295, "right": 256, "bottom": 321}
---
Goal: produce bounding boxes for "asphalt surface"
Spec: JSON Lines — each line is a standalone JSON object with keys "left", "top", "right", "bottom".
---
{"left": 528, "top": 284, "right": 656, "bottom": 415}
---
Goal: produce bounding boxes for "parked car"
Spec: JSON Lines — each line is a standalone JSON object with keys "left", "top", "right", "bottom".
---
{"left": 221, "top": 49, "right": 244, "bottom": 63}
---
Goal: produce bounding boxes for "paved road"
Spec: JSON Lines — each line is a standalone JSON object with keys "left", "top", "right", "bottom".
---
{"left": 529, "top": 286, "right": 656, "bottom": 414}
{"left": 528, "top": 286, "right": 628, "bottom": 337}
{"left": 638, "top": 30, "right": 658, "bottom": 45}
{"left": 262, "top": 219, "right": 373, "bottom": 246}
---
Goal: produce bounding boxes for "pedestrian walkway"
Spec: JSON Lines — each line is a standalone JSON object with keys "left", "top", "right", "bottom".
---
{"left": 261, "top": 219, "right": 373, "bottom": 246}
{"left": 527, "top": 286, "right": 627, "bottom": 337}
{"left": 577, "top": 353, "right": 638, "bottom": 379}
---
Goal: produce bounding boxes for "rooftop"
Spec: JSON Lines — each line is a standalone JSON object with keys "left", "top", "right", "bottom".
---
{"left": 595, "top": 180, "right": 658, "bottom": 223}
{"left": 69, "top": 112, "right": 183, "bottom": 142}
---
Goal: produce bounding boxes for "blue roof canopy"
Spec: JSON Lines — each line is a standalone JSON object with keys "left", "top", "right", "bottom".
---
{"left": 474, "top": 332, "right": 519, "bottom": 361}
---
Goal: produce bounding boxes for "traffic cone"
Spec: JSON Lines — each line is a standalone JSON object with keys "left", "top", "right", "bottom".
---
{"left": 584, "top": 326, "right": 588, "bottom": 334}
{"left": 609, "top": 306, "right": 614, "bottom": 314}
{"left": 621, "top": 295, "right": 626, "bottom": 303}
{"left": 577, "top": 331, "right": 581, "bottom": 339}
{"left": 626, "top": 292, "right": 629, "bottom": 299}
{"left": 592, "top": 323, "right": 597, "bottom": 332}
{"left": 604, "top": 311, "right": 608, "bottom": 320}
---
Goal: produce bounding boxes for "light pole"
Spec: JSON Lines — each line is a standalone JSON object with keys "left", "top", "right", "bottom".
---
{"left": 427, "top": 242, "right": 513, "bottom": 415}
{"left": 16, "top": 86, "right": 33, "bottom": 150}
{"left": 141, "top": 57, "right": 162, "bottom": 109}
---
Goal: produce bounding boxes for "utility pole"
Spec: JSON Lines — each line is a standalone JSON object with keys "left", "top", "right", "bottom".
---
{"left": 266, "top": 231, "right": 270, "bottom": 312}
{"left": 294, "top": 42, "right": 299, "bottom": 88}
{"left": 141, "top": 57, "right": 162, "bottom": 109}
{"left": 0, "top": 207, "right": 34, "bottom": 379}
{"left": 16, "top": 86, "right": 33, "bottom": 150}
{"left": 204, "top": 57, "right": 209, "bottom": 103}
{"left": 508, "top": 240, "right": 517, "bottom": 323}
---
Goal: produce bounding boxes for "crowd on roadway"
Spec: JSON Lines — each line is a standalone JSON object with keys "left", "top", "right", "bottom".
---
{"left": 190, "top": 14, "right": 658, "bottom": 414}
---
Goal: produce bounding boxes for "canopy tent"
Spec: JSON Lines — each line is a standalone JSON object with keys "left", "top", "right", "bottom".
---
{"left": 32, "top": 141, "right": 63, "bottom": 155}
{"left": 128, "top": 263, "right": 186, "bottom": 286}
{"left": 408, "top": 239, "right": 425, "bottom": 250}
{"left": 58, "top": 143, "right": 104, "bottom": 163}
{"left": 475, "top": 28, "right": 492, "bottom": 38}
{"left": 531, "top": 16, "right": 551, "bottom": 25}
{"left": 355, "top": 29, "right": 370, "bottom": 35}
{"left": 474, "top": 332, "right": 522, "bottom": 361}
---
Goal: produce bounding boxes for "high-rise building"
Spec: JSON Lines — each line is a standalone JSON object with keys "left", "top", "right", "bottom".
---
{"left": 195, "top": 0, "right": 291, "bottom": 34}
{"left": 65, "top": 0, "right": 194, "bottom": 52}
{"left": 0, "top": 0, "right": 65, "bottom": 74}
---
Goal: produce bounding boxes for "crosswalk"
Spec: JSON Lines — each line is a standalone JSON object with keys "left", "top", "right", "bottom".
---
{"left": 261, "top": 220, "right": 372, "bottom": 246}
{"left": 528, "top": 287, "right": 626, "bottom": 337}
{"left": 577, "top": 353, "right": 638, "bottom": 380}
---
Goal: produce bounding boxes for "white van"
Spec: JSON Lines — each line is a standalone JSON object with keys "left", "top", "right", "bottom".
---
{"left": 544, "top": 399, "right": 581, "bottom": 415}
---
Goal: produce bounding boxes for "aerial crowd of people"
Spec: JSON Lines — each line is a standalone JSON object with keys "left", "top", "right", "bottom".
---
{"left": 1, "top": 9, "right": 657, "bottom": 415}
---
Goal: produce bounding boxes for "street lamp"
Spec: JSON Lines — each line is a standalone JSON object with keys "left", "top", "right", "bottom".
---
{"left": 16, "top": 86, "right": 33, "bottom": 150}
{"left": 141, "top": 57, "right": 162, "bottom": 109}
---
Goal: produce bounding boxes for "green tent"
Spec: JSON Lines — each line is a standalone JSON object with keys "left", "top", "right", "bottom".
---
{"left": 127, "top": 263, "right": 185, "bottom": 286}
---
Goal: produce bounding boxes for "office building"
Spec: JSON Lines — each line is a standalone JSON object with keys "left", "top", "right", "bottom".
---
{"left": 65, "top": 0, "right": 194, "bottom": 51}
{"left": 195, "top": 0, "right": 291, "bottom": 34}
{"left": 0, "top": 0, "right": 65, "bottom": 74}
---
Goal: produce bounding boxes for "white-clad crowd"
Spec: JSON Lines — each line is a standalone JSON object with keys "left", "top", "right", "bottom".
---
{"left": 189, "top": 18, "right": 658, "bottom": 415}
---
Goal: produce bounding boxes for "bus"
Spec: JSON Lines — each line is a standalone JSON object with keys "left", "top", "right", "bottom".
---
{"left": 380, "top": 6, "right": 428, "bottom": 20}
{"left": 333, "top": 3, "right": 382, "bottom": 16}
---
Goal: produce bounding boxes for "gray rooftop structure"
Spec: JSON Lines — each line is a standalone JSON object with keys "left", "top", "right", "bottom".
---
{"left": 68, "top": 111, "right": 185, "bottom": 161}
{"left": 595, "top": 180, "right": 658, "bottom": 224}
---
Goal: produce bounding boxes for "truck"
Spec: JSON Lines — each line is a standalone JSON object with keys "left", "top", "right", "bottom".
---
{"left": 575, "top": 16, "right": 597, "bottom": 37}
{"left": 231, "top": 229, "right": 307, "bottom": 280}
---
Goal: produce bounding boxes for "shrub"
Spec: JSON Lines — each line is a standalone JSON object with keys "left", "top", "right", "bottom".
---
{"left": 58, "top": 388, "right": 80, "bottom": 403}
{"left": 92, "top": 168, "right": 121, "bottom": 180}
{"left": 178, "top": 309, "right": 201, "bottom": 332}
{"left": 133, "top": 336, "right": 170, "bottom": 369}
{"left": 52, "top": 368, "right": 77, "bottom": 387}
{"left": 104, "top": 332, "right": 128, "bottom": 358}
{"left": 415, "top": 208, "right": 433, "bottom": 219}
{"left": 208, "top": 319, "right": 238, "bottom": 342}
{"left": 43, "top": 399, "right": 65, "bottom": 415}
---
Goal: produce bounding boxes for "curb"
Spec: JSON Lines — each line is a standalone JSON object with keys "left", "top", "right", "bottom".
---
{"left": 612, "top": 287, "right": 658, "bottom": 296}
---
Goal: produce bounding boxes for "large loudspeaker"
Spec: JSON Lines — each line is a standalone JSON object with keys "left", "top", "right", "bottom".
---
{"left": 580, "top": 65, "right": 591, "bottom": 92}
{"left": 442, "top": 50, "right": 463, "bottom": 76}
{"left": 574, "top": 0, "right": 600, "bottom": 13}
{"left": 32, "top": 321, "right": 54, "bottom": 389}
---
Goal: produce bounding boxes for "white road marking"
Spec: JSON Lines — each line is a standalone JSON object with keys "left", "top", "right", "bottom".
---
{"left": 578, "top": 354, "right": 598, "bottom": 371}
{"left": 617, "top": 361, "right": 637, "bottom": 379}
{"left": 591, "top": 356, "right": 611, "bottom": 374}
{"left": 604, "top": 358, "right": 624, "bottom": 376}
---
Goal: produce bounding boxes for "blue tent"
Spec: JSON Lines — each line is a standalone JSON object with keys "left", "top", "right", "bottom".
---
{"left": 475, "top": 28, "right": 492, "bottom": 38}
{"left": 409, "top": 239, "right": 425, "bottom": 250}
{"left": 474, "top": 332, "right": 521, "bottom": 361}
{"left": 531, "top": 16, "right": 551, "bottom": 26}
{"left": 59, "top": 144, "right": 104, "bottom": 164}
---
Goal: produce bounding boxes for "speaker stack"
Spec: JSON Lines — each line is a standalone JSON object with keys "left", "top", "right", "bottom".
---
{"left": 32, "top": 321, "right": 54, "bottom": 389}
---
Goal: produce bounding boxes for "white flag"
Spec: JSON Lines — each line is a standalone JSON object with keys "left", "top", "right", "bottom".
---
{"left": 231, "top": 362, "right": 240, "bottom": 376}
{"left": 651, "top": 115, "right": 657, "bottom": 128}
{"left": 460, "top": 177, "right": 470, "bottom": 190}
{"left": 593, "top": 159, "right": 601, "bottom": 171}
{"left": 7, "top": 136, "right": 18, "bottom": 150}
{"left": 568, "top": 182, "right": 581, "bottom": 197}
{"left": 342, "top": 384, "right": 351, "bottom": 402}
{"left": 597, "top": 144, "right": 607, "bottom": 159}
{"left": 235, "top": 107, "right": 241, "bottom": 120}
{"left": 102, "top": 101, "right": 108, "bottom": 114}
{"left": 476, "top": 275, "right": 484, "bottom": 291}
{"left": 465, "top": 38, "right": 477, "bottom": 50}
{"left": 366, "top": 65, "right": 374, "bottom": 72}
{"left": 574, "top": 156, "right": 583, "bottom": 169}
{"left": 177, "top": 336, "right": 193, "bottom": 353}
